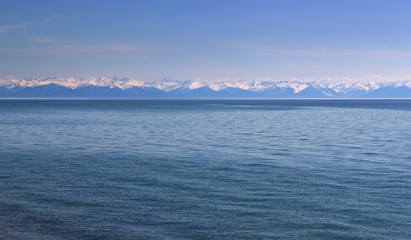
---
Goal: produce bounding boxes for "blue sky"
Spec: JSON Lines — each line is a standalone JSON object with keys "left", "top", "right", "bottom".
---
{"left": 1, "top": 0, "right": 411, "bottom": 82}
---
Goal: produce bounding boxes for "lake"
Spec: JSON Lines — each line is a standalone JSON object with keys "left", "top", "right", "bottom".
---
{"left": 0, "top": 99, "right": 410, "bottom": 239}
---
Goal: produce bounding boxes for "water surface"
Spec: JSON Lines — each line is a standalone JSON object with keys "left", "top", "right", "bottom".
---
{"left": 0, "top": 100, "right": 410, "bottom": 239}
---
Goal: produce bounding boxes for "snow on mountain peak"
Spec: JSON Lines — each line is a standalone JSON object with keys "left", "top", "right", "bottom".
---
{"left": 0, "top": 77, "right": 410, "bottom": 97}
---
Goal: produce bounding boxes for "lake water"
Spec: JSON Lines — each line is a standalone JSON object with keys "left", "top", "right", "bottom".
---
{"left": 0, "top": 99, "right": 410, "bottom": 239}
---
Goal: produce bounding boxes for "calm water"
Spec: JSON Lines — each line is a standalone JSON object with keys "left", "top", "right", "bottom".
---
{"left": 0, "top": 99, "right": 410, "bottom": 239}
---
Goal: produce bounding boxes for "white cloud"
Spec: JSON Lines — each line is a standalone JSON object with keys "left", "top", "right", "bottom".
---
{"left": 1, "top": 43, "right": 151, "bottom": 55}
{"left": 55, "top": 43, "right": 150, "bottom": 53}
{"left": 41, "top": 16, "right": 56, "bottom": 22}
{"left": 32, "top": 36, "right": 59, "bottom": 43}
{"left": 227, "top": 42, "right": 411, "bottom": 59}
{"left": 0, "top": 24, "right": 27, "bottom": 33}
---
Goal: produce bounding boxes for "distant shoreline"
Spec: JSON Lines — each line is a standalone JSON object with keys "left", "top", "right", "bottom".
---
{"left": 1, "top": 98, "right": 411, "bottom": 100}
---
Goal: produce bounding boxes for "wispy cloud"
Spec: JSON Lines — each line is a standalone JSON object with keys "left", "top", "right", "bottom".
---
{"left": 2, "top": 43, "right": 151, "bottom": 55}
{"left": 56, "top": 43, "right": 150, "bottom": 53}
{"left": 0, "top": 23, "right": 27, "bottom": 33}
{"left": 227, "top": 42, "right": 411, "bottom": 59}
{"left": 32, "top": 36, "right": 59, "bottom": 43}
{"left": 41, "top": 16, "right": 56, "bottom": 22}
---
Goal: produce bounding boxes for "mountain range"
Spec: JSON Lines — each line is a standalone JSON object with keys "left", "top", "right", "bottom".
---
{"left": 1, "top": 77, "right": 410, "bottom": 98}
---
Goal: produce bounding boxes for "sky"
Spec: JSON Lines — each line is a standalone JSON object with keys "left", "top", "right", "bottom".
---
{"left": 1, "top": 0, "right": 411, "bottom": 82}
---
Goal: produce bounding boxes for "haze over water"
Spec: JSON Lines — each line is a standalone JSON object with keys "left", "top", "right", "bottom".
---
{"left": 0, "top": 100, "right": 410, "bottom": 239}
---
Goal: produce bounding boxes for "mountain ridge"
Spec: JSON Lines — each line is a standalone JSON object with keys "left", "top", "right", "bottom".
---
{"left": 1, "top": 77, "right": 410, "bottom": 98}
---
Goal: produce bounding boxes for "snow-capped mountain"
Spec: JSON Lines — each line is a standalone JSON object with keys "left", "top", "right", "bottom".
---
{"left": 0, "top": 77, "right": 410, "bottom": 98}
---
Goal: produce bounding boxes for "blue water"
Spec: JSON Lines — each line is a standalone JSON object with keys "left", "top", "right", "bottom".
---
{"left": 0, "top": 99, "right": 410, "bottom": 239}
